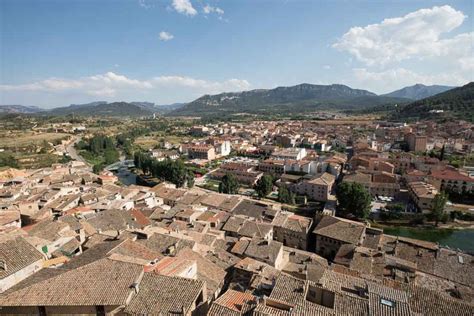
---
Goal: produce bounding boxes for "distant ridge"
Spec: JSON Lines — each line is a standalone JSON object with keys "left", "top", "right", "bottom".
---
{"left": 48, "top": 101, "right": 155, "bottom": 117}
{"left": 0, "top": 105, "right": 42, "bottom": 114}
{"left": 169, "top": 83, "right": 409, "bottom": 117}
{"left": 383, "top": 84, "right": 455, "bottom": 100}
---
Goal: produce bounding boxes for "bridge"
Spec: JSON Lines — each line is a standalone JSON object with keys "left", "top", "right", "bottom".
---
{"left": 105, "top": 159, "right": 135, "bottom": 171}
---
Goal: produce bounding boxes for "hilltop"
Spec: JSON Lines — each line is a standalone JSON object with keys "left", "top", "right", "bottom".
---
{"left": 383, "top": 84, "right": 455, "bottom": 100}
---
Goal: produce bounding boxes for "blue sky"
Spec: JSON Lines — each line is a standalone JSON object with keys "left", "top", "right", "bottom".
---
{"left": 1, "top": 0, "right": 473, "bottom": 108}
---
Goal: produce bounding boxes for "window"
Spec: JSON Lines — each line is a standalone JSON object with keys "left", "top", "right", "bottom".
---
{"left": 38, "top": 307, "right": 47, "bottom": 316}
{"left": 96, "top": 305, "right": 106, "bottom": 315}
{"left": 380, "top": 298, "right": 396, "bottom": 308}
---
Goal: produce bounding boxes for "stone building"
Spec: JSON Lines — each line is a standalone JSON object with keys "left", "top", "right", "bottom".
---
{"left": 313, "top": 216, "right": 366, "bottom": 260}
{"left": 272, "top": 211, "right": 313, "bottom": 250}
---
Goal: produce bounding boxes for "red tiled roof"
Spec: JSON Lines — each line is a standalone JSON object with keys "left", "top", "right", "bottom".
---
{"left": 214, "top": 289, "right": 256, "bottom": 312}
{"left": 430, "top": 169, "right": 473, "bottom": 182}
{"left": 131, "top": 208, "right": 152, "bottom": 226}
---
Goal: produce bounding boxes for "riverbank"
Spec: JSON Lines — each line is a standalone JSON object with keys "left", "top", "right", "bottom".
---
{"left": 380, "top": 225, "right": 474, "bottom": 253}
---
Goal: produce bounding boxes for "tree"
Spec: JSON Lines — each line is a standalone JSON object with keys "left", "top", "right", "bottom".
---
{"left": 431, "top": 192, "right": 448, "bottom": 226}
{"left": 254, "top": 175, "right": 273, "bottom": 198}
{"left": 336, "top": 182, "right": 372, "bottom": 219}
{"left": 278, "top": 184, "right": 295, "bottom": 205}
{"left": 439, "top": 144, "right": 445, "bottom": 161}
{"left": 104, "top": 149, "right": 119, "bottom": 165}
{"left": 186, "top": 171, "right": 195, "bottom": 188}
{"left": 219, "top": 173, "right": 240, "bottom": 194}
{"left": 93, "top": 163, "right": 103, "bottom": 174}
{"left": 0, "top": 153, "right": 19, "bottom": 168}
{"left": 169, "top": 161, "right": 187, "bottom": 188}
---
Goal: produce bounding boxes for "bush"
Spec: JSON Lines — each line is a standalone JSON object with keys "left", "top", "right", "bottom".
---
{"left": 410, "top": 214, "right": 425, "bottom": 225}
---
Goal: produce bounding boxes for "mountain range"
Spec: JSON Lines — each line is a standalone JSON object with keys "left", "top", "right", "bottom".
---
{"left": 1, "top": 83, "right": 466, "bottom": 119}
{"left": 0, "top": 101, "right": 186, "bottom": 117}
{"left": 382, "top": 84, "right": 454, "bottom": 100}
{"left": 168, "top": 83, "right": 411, "bottom": 117}
{"left": 0, "top": 105, "right": 43, "bottom": 114}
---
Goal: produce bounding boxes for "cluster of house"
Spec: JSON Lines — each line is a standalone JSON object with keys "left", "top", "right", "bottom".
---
{"left": 346, "top": 140, "right": 474, "bottom": 212}
{"left": 182, "top": 119, "right": 474, "bottom": 214}
{"left": 0, "top": 160, "right": 473, "bottom": 315}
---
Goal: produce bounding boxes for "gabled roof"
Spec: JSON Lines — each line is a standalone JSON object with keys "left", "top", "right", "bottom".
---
{"left": 125, "top": 272, "right": 204, "bottom": 315}
{"left": 0, "top": 237, "right": 44, "bottom": 280}
{"left": 313, "top": 216, "right": 365, "bottom": 245}
{"left": 208, "top": 289, "right": 256, "bottom": 316}
{"left": 0, "top": 258, "right": 143, "bottom": 306}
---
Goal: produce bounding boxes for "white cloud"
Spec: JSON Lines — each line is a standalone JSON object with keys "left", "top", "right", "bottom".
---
{"left": 0, "top": 72, "right": 251, "bottom": 107}
{"left": 0, "top": 72, "right": 152, "bottom": 97}
{"left": 171, "top": 0, "right": 197, "bottom": 16}
{"left": 203, "top": 4, "right": 224, "bottom": 15}
{"left": 151, "top": 76, "right": 250, "bottom": 93}
{"left": 323, "top": 65, "right": 331, "bottom": 70}
{"left": 333, "top": 5, "right": 474, "bottom": 92}
{"left": 333, "top": 5, "right": 470, "bottom": 66}
{"left": 159, "top": 31, "right": 174, "bottom": 41}
{"left": 138, "top": 0, "right": 152, "bottom": 9}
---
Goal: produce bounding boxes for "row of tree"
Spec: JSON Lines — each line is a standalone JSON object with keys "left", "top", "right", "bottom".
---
{"left": 76, "top": 135, "right": 116, "bottom": 156}
{"left": 76, "top": 135, "right": 120, "bottom": 173}
{"left": 134, "top": 151, "right": 194, "bottom": 188}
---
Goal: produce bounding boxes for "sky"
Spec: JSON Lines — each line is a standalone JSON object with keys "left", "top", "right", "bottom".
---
{"left": 0, "top": 0, "right": 473, "bottom": 108}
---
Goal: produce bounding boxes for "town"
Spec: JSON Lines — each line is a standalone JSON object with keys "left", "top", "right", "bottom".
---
{"left": 0, "top": 114, "right": 473, "bottom": 315}
{"left": 1, "top": 1, "right": 474, "bottom": 315}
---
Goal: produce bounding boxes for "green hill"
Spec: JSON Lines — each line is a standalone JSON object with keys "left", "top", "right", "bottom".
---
{"left": 48, "top": 102, "right": 154, "bottom": 117}
{"left": 392, "top": 82, "right": 474, "bottom": 122}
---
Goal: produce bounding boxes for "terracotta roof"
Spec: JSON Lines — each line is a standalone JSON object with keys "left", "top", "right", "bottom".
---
{"left": 0, "top": 258, "right": 143, "bottom": 306}
{"left": 209, "top": 289, "right": 256, "bottom": 315}
{"left": 431, "top": 169, "right": 474, "bottom": 182}
{"left": 130, "top": 208, "right": 152, "bottom": 227}
{"left": 109, "top": 238, "right": 162, "bottom": 262}
{"left": 313, "top": 216, "right": 365, "bottom": 245}
{"left": 0, "top": 237, "right": 44, "bottom": 280}
{"left": 125, "top": 272, "right": 204, "bottom": 315}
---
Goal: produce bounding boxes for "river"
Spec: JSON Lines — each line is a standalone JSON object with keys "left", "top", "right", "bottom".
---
{"left": 383, "top": 227, "right": 474, "bottom": 253}
{"left": 115, "top": 167, "right": 137, "bottom": 186}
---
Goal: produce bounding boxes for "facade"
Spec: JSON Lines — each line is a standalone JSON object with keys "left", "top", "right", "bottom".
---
{"left": 408, "top": 181, "right": 438, "bottom": 213}
{"left": 188, "top": 145, "right": 216, "bottom": 161}
{"left": 258, "top": 159, "right": 285, "bottom": 174}
{"left": 292, "top": 172, "right": 335, "bottom": 201}
{"left": 272, "top": 211, "right": 313, "bottom": 250}
{"left": 313, "top": 216, "right": 366, "bottom": 260}
{"left": 405, "top": 133, "right": 427, "bottom": 152}
{"left": 429, "top": 168, "right": 474, "bottom": 194}
{"left": 343, "top": 171, "right": 400, "bottom": 197}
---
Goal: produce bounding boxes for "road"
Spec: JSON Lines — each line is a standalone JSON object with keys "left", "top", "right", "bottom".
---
{"left": 66, "top": 136, "right": 88, "bottom": 165}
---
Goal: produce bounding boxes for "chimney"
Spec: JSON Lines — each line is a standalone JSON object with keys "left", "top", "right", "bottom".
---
{"left": 130, "top": 282, "right": 139, "bottom": 294}
{"left": 113, "top": 230, "right": 121, "bottom": 240}
{"left": 0, "top": 260, "right": 6, "bottom": 271}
